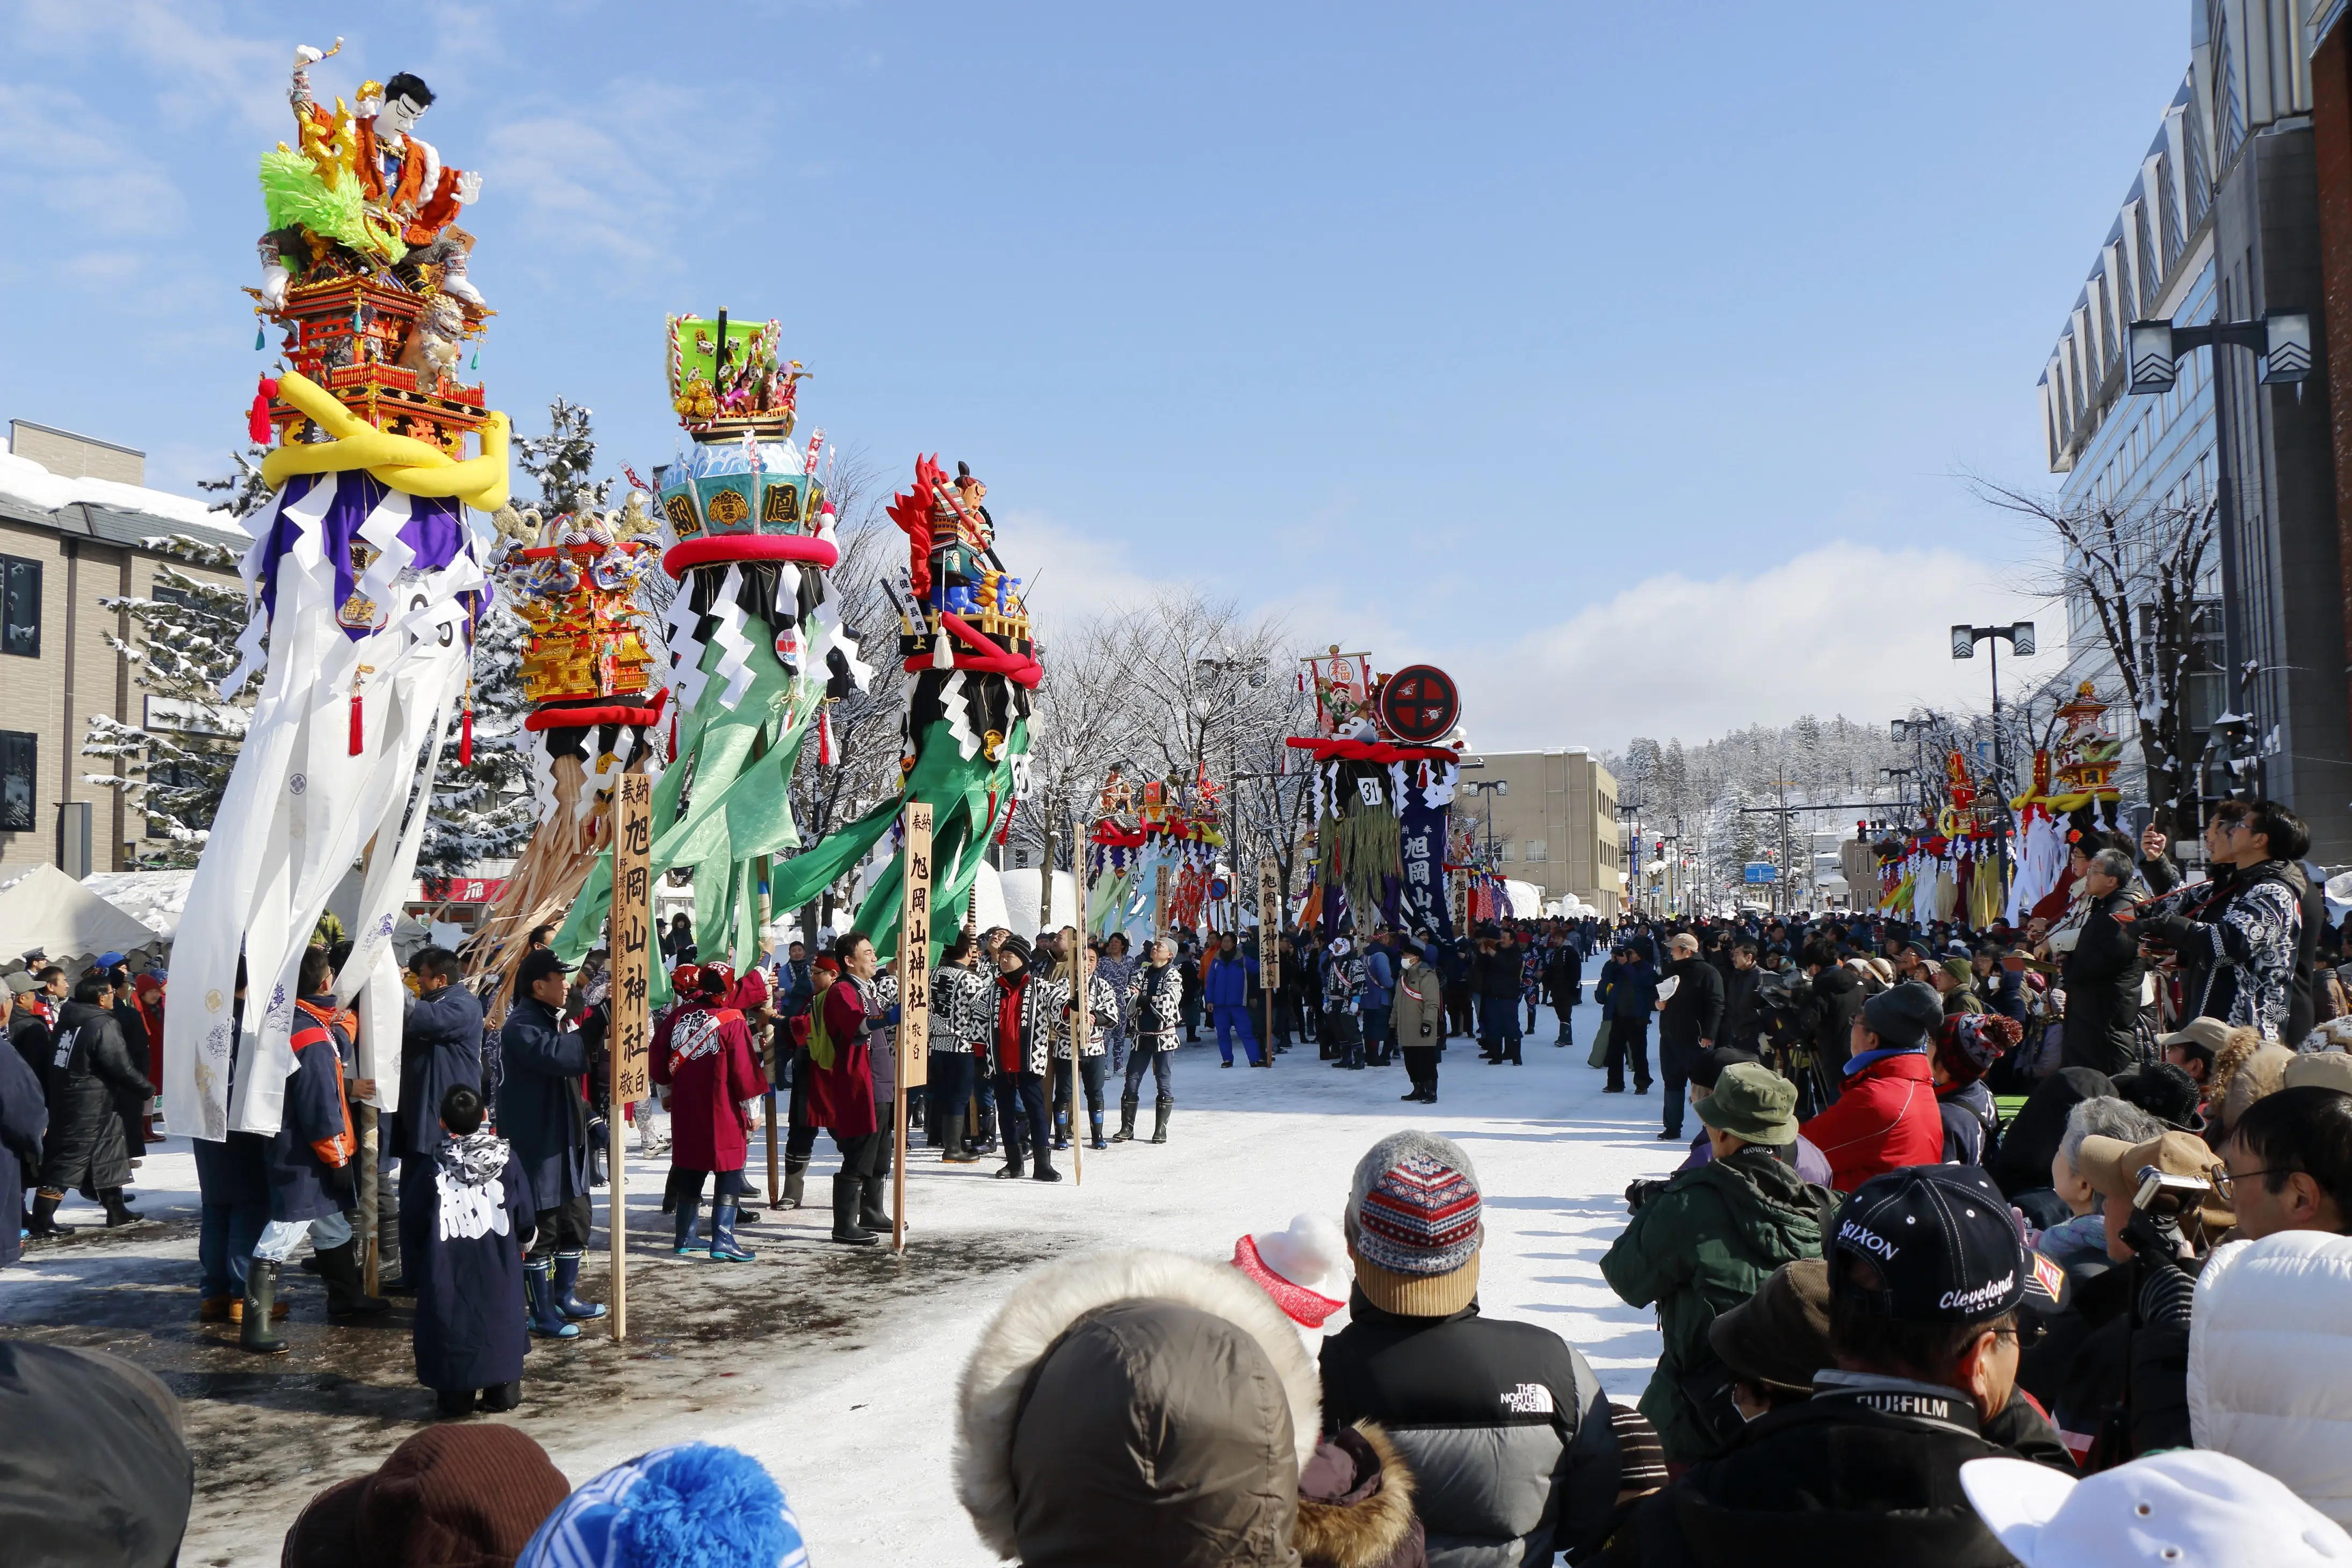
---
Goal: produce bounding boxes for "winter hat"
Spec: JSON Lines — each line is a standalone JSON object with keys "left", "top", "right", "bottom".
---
{"left": 1708, "top": 1258, "right": 1832, "bottom": 1397}
{"left": 1936, "top": 957, "right": 1974, "bottom": 988}
{"left": 1346, "top": 1131, "right": 1483, "bottom": 1317}
{"left": 1860, "top": 981, "right": 1943, "bottom": 1050}
{"left": 0, "top": 1342, "right": 191, "bottom": 1568}
{"left": 1695, "top": 1061, "right": 1799, "bottom": 1146}
{"left": 1232, "top": 1213, "right": 1350, "bottom": 1328}
{"left": 2114, "top": 1063, "right": 2204, "bottom": 1131}
{"left": 515, "top": 1444, "right": 806, "bottom": 1568}
{"left": 999, "top": 933, "right": 1034, "bottom": 966}
{"left": 283, "top": 1425, "right": 571, "bottom": 1568}
{"left": 2284, "top": 1050, "right": 2352, "bottom": 1096}
{"left": 2157, "top": 1016, "right": 2232, "bottom": 1067}
{"left": 1608, "top": 1404, "right": 1669, "bottom": 1492}
{"left": 1936, "top": 1014, "right": 2024, "bottom": 1088}
{"left": 808, "top": 953, "right": 840, "bottom": 976}
{"left": 1961, "top": 1449, "right": 2352, "bottom": 1567}
{"left": 1828, "top": 1165, "right": 2025, "bottom": 1324}
{"left": 1327, "top": 936, "right": 1352, "bottom": 958}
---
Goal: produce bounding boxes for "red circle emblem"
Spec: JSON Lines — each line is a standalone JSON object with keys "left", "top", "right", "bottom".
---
{"left": 1377, "top": 665, "right": 1460, "bottom": 745}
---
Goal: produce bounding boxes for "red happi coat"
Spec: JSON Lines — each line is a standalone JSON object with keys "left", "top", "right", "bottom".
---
{"left": 808, "top": 977, "right": 880, "bottom": 1138}
{"left": 651, "top": 1001, "right": 768, "bottom": 1172}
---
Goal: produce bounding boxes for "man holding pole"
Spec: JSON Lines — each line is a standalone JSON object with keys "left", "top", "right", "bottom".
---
{"left": 499, "top": 949, "right": 605, "bottom": 1337}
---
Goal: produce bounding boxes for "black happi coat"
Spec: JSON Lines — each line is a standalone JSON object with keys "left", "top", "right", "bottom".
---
{"left": 412, "top": 1134, "right": 536, "bottom": 1392}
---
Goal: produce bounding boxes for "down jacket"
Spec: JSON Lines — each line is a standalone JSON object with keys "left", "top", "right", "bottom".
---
{"left": 1798, "top": 1049, "right": 1942, "bottom": 1193}
{"left": 1321, "top": 1294, "right": 1620, "bottom": 1567}
{"left": 955, "top": 1249, "right": 1322, "bottom": 1568}
{"left": 2188, "top": 1230, "right": 2352, "bottom": 1526}
{"left": 38, "top": 1000, "right": 150, "bottom": 1195}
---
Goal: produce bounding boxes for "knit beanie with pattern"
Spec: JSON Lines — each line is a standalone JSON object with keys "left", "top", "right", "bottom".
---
{"left": 1346, "top": 1131, "right": 1483, "bottom": 1317}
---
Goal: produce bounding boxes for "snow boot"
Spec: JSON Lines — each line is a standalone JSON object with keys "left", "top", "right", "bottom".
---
{"left": 1151, "top": 1097, "right": 1172, "bottom": 1144}
{"left": 829, "top": 1174, "right": 877, "bottom": 1246}
{"left": 100, "top": 1188, "right": 143, "bottom": 1227}
{"left": 781, "top": 1155, "right": 809, "bottom": 1208}
{"left": 941, "top": 1111, "right": 980, "bottom": 1164}
{"left": 707, "top": 1199, "right": 757, "bottom": 1262}
{"left": 553, "top": 1252, "right": 607, "bottom": 1318}
{"left": 1088, "top": 1111, "right": 1107, "bottom": 1151}
{"left": 525, "top": 1260, "right": 580, "bottom": 1338}
{"left": 859, "top": 1175, "right": 893, "bottom": 1235}
{"left": 674, "top": 1196, "right": 705, "bottom": 1258}
{"left": 1031, "top": 1155, "right": 1062, "bottom": 1183}
{"left": 27, "top": 1191, "right": 74, "bottom": 1237}
{"left": 436, "top": 1388, "right": 477, "bottom": 1418}
{"left": 1112, "top": 1096, "right": 1138, "bottom": 1143}
{"left": 318, "top": 1239, "right": 388, "bottom": 1318}
{"left": 240, "top": 1260, "right": 287, "bottom": 1355}
{"left": 994, "top": 1152, "right": 1027, "bottom": 1180}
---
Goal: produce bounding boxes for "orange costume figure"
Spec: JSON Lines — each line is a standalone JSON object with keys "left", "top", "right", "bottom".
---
{"left": 291, "top": 56, "right": 481, "bottom": 248}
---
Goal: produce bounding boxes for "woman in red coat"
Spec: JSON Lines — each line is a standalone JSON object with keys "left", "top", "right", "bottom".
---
{"left": 651, "top": 964, "right": 768, "bottom": 1262}
{"left": 808, "top": 938, "right": 893, "bottom": 1247}
{"left": 1799, "top": 981, "right": 1946, "bottom": 1192}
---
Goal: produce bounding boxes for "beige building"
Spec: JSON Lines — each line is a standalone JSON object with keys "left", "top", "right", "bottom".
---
{"left": 1461, "top": 748, "right": 1623, "bottom": 914}
{"left": 0, "top": 421, "right": 249, "bottom": 877}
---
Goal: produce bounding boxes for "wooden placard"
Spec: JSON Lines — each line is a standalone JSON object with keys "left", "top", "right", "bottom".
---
{"left": 892, "top": 803, "right": 934, "bottom": 1253}
{"left": 1258, "top": 861, "right": 1281, "bottom": 1068}
{"left": 608, "top": 771, "right": 654, "bottom": 1341}
{"left": 1155, "top": 865, "right": 1171, "bottom": 936}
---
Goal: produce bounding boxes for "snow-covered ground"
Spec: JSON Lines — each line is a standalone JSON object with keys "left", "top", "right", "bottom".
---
{"left": 2, "top": 987, "right": 1683, "bottom": 1564}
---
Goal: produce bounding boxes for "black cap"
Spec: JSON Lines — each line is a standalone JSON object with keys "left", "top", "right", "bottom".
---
{"left": 1828, "top": 1165, "right": 2026, "bottom": 1324}
{"left": 517, "top": 949, "right": 574, "bottom": 991}
{"left": 1860, "top": 981, "right": 1943, "bottom": 1049}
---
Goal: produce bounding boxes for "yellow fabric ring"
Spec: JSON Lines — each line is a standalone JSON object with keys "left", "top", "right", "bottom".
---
{"left": 258, "top": 371, "right": 512, "bottom": 512}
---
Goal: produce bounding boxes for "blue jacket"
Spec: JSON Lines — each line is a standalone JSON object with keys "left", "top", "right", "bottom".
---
{"left": 394, "top": 984, "right": 485, "bottom": 1159}
{"left": 1204, "top": 954, "right": 1259, "bottom": 1008}
{"left": 1600, "top": 960, "right": 1660, "bottom": 1022}
{"left": 413, "top": 1141, "right": 536, "bottom": 1392}
{"left": 496, "top": 997, "right": 591, "bottom": 1211}
{"left": 264, "top": 999, "right": 356, "bottom": 1223}
{"left": 1362, "top": 948, "right": 1394, "bottom": 1010}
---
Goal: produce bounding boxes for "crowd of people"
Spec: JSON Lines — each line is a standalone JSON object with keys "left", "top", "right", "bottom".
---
{"left": 9, "top": 792, "right": 2352, "bottom": 1564}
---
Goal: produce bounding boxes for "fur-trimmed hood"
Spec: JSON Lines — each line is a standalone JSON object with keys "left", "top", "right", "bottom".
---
{"left": 1295, "top": 1423, "right": 1424, "bottom": 1568}
{"left": 955, "top": 1249, "right": 1323, "bottom": 1564}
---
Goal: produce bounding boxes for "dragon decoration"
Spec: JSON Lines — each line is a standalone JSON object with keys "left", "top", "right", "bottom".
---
{"left": 166, "top": 44, "right": 499, "bottom": 1141}
{"left": 763, "top": 456, "right": 1042, "bottom": 960}
{"left": 552, "top": 313, "right": 868, "bottom": 999}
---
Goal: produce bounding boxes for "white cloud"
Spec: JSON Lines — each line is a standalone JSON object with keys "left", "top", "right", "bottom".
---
{"left": 1440, "top": 544, "right": 2064, "bottom": 754}
{"left": 0, "top": 83, "right": 185, "bottom": 239}
{"left": 12, "top": 1, "right": 287, "bottom": 134}
{"left": 999, "top": 507, "right": 1166, "bottom": 630}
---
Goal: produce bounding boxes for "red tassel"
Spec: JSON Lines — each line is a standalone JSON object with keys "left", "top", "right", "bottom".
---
{"left": 667, "top": 706, "right": 678, "bottom": 762}
{"left": 350, "top": 664, "right": 371, "bottom": 756}
{"left": 459, "top": 703, "right": 474, "bottom": 766}
{"left": 817, "top": 707, "right": 834, "bottom": 765}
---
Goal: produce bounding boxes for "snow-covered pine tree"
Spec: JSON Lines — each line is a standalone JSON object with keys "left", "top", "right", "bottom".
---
{"left": 81, "top": 534, "right": 256, "bottom": 865}
{"left": 514, "top": 396, "right": 611, "bottom": 518}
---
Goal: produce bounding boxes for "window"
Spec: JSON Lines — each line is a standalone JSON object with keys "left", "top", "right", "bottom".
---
{"left": 1, "top": 557, "right": 38, "bottom": 657}
{"left": 0, "top": 732, "right": 32, "bottom": 830}
{"left": 1524, "top": 838, "right": 1548, "bottom": 863}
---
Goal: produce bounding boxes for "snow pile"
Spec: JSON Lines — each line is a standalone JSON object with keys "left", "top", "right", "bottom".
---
{"left": 0, "top": 446, "right": 237, "bottom": 532}
{"left": 81, "top": 870, "right": 196, "bottom": 938}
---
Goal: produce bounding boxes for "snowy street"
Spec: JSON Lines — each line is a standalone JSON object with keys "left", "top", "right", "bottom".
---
{"left": 0, "top": 989, "right": 1679, "bottom": 1565}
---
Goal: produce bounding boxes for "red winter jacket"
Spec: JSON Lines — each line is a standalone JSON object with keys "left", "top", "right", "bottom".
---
{"left": 1800, "top": 1049, "right": 1943, "bottom": 1193}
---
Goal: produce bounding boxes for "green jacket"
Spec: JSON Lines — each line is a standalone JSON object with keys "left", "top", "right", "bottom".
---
{"left": 1599, "top": 1145, "right": 1832, "bottom": 1463}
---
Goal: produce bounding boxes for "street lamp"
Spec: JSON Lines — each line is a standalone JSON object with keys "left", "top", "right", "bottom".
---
{"left": 1461, "top": 779, "right": 1507, "bottom": 865}
{"left": 1951, "top": 623, "right": 2037, "bottom": 900}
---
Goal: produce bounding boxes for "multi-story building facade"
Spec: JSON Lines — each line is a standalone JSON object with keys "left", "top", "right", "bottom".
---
{"left": 1462, "top": 748, "right": 1622, "bottom": 914}
{"left": 0, "top": 421, "right": 248, "bottom": 877}
{"left": 2038, "top": 3, "right": 2352, "bottom": 863}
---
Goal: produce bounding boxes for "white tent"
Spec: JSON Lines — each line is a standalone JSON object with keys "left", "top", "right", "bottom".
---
{"left": 0, "top": 864, "right": 169, "bottom": 969}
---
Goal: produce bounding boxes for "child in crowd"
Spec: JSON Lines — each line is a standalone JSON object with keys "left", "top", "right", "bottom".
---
{"left": 413, "top": 1082, "right": 536, "bottom": 1417}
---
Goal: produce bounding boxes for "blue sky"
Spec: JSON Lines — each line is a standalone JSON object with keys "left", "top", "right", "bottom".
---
{"left": 0, "top": 2, "right": 2187, "bottom": 749}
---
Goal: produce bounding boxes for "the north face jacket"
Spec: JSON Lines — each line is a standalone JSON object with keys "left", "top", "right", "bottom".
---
{"left": 1320, "top": 1293, "right": 1620, "bottom": 1568}
{"left": 1599, "top": 1146, "right": 1833, "bottom": 1463}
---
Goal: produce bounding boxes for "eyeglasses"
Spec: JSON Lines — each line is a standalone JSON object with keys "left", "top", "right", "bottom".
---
{"left": 1992, "top": 1318, "right": 2047, "bottom": 1350}
{"left": 2212, "top": 1166, "right": 2290, "bottom": 1202}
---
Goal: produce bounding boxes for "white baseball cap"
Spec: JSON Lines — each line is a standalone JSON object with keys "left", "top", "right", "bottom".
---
{"left": 1961, "top": 1450, "right": 2352, "bottom": 1566}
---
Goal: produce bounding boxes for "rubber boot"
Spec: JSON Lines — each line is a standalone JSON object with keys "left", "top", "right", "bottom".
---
{"left": 674, "top": 1196, "right": 705, "bottom": 1258}
{"left": 1031, "top": 1152, "right": 1062, "bottom": 1183}
{"left": 100, "top": 1188, "right": 143, "bottom": 1227}
{"left": 240, "top": 1260, "right": 288, "bottom": 1355}
{"left": 941, "top": 1111, "right": 979, "bottom": 1164}
{"left": 318, "top": 1239, "right": 389, "bottom": 1318}
{"left": 436, "top": 1388, "right": 477, "bottom": 1417}
{"left": 781, "top": 1156, "right": 808, "bottom": 1209}
{"left": 1112, "top": 1096, "right": 1139, "bottom": 1143}
{"left": 708, "top": 1198, "right": 757, "bottom": 1262}
{"left": 553, "top": 1252, "right": 607, "bottom": 1319}
{"left": 859, "top": 1175, "right": 893, "bottom": 1234}
{"left": 1151, "top": 1097, "right": 1172, "bottom": 1144}
{"left": 525, "top": 1260, "right": 580, "bottom": 1338}
{"left": 27, "top": 1191, "right": 74, "bottom": 1237}
{"left": 1088, "top": 1111, "right": 1107, "bottom": 1151}
{"left": 829, "top": 1174, "right": 878, "bottom": 1246}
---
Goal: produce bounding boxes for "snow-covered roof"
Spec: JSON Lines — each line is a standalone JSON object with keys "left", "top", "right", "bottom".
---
{"left": 0, "top": 447, "right": 246, "bottom": 536}
{"left": 81, "top": 870, "right": 196, "bottom": 939}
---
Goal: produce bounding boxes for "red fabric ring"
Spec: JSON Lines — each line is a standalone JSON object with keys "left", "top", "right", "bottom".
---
{"left": 662, "top": 533, "right": 841, "bottom": 577}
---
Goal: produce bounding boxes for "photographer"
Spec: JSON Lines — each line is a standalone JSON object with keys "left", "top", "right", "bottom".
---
{"left": 2141, "top": 800, "right": 2313, "bottom": 1042}
{"left": 2060, "top": 847, "right": 2144, "bottom": 1076}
